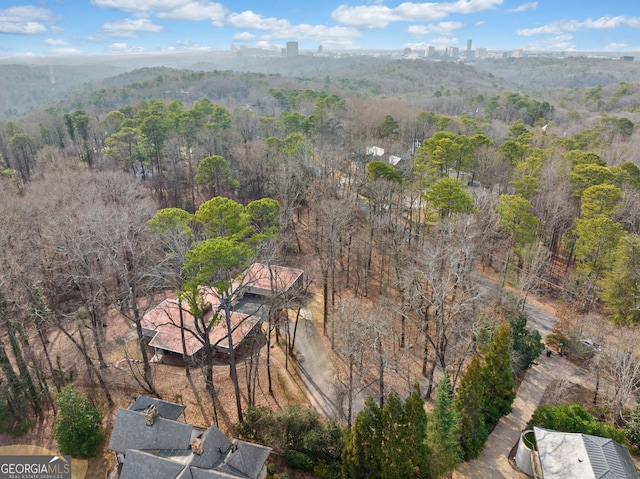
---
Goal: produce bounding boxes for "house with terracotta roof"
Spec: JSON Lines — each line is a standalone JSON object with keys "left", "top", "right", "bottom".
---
{"left": 140, "top": 263, "right": 303, "bottom": 363}
{"left": 108, "top": 396, "right": 271, "bottom": 479}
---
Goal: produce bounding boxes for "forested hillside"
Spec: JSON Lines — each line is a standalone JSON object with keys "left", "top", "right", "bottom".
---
{"left": 2, "top": 54, "right": 640, "bottom": 478}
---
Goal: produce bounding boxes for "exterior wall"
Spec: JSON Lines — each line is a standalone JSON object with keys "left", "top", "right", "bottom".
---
{"left": 515, "top": 430, "right": 534, "bottom": 476}
{"left": 531, "top": 451, "right": 543, "bottom": 478}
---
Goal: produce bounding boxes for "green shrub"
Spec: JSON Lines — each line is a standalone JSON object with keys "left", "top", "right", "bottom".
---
{"left": 285, "top": 449, "right": 314, "bottom": 472}
{"left": 544, "top": 333, "right": 568, "bottom": 351}
{"left": 53, "top": 386, "right": 105, "bottom": 458}
{"left": 528, "top": 403, "right": 625, "bottom": 444}
{"left": 625, "top": 403, "right": 640, "bottom": 448}
{"left": 236, "top": 405, "right": 344, "bottom": 465}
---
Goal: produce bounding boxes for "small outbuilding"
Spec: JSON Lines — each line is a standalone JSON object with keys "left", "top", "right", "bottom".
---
{"left": 515, "top": 426, "right": 639, "bottom": 479}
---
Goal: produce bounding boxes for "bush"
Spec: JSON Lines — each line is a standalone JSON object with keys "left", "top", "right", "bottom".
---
{"left": 626, "top": 403, "right": 640, "bottom": 448}
{"left": 53, "top": 386, "right": 105, "bottom": 458}
{"left": 528, "top": 403, "right": 626, "bottom": 444}
{"left": 285, "top": 449, "right": 314, "bottom": 472}
{"left": 236, "top": 405, "right": 344, "bottom": 465}
{"left": 544, "top": 333, "right": 568, "bottom": 352}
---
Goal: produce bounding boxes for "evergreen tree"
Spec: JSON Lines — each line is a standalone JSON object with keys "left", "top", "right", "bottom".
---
{"left": 342, "top": 397, "right": 383, "bottom": 479}
{"left": 381, "top": 392, "right": 413, "bottom": 479}
{"left": 404, "top": 384, "right": 430, "bottom": 478}
{"left": 509, "top": 314, "right": 544, "bottom": 377}
{"left": 426, "top": 372, "right": 462, "bottom": 477}
{"left": 481, "top": 322, "right": 516, "bottom": 427}
{"left": 600, "top": 234, "right": 640, "bottom": 325}
{"left": 454, "top": 355, "right": 489, "bottom": 460}
{"left": 343, "top": 387, "right": 430, "bottom": 479}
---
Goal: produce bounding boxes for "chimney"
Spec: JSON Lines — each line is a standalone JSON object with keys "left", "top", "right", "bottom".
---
{"left": 191, "top": 438, "right": 203, "bottom": 455}
{"left": 143, "top": 404, "right": 159, "bottom": 426}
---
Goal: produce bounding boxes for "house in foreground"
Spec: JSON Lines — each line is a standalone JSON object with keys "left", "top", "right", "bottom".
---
{"left": 515, "top": 426, "right": 639, "bottom": 478}
{"left": 140, "top": 263, "right": 303, "bottom": 363}
{"left": 108, "top": 396, "right": 271, "bottom": 479}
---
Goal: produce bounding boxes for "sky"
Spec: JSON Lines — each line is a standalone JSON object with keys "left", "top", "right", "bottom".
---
{"left": 1, "top": 0, "right": 639, "bottom": 58}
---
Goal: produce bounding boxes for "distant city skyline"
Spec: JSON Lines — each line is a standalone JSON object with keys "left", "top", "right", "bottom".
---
{"left": 1, "top": 1, "right": 639, "bottom": 58}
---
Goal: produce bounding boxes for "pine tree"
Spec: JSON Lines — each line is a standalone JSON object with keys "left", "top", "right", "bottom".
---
{"left": 600, "top": 234, "right": 640, "bottom": 325}
{"left": 481, "top": 322, "right": 516, "bottom": 427}
{"left": 404, "top": 383, "right": 430, "bottom": 478}
{"left": 342, "top": 397, "right": 382, "bottom": 479}
{"left": 381, "top": 392, "right": 413, "bottom": 479}
{"left": 454, "top": 355, "right": 489, "bottom": 460}
{"left": 343, "top": 387, "right": 431, "bottom": 479}
{"left": 426, "top": 372, "right": 462, "bottom": 478}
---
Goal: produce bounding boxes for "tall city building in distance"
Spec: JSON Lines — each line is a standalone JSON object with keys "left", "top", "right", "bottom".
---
{"left": 286, "top": 41, "right": 298, "bottom": 57}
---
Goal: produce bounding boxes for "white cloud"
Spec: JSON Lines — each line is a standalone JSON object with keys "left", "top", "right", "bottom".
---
{"left": 168, "top": 39, "right": 212, "bottom": 50}
{"left": 48, "top": 47, "right": 83, "bottom": 56}
{"left": 332, "top": 0, "right": 503, "bottom": 29}
{"left": 102, "top": 18, "right": 164, "bottom": 37}
{"left": 508, "top": 2, "right": 537, "bottom": 13}
{"left": 521, "top": 34, "right": 575, "bottom": 51}
{"left": 227, "top": 11, "right": 290, "bottom": 31}
{"left": 0, "top": 5, "right": 58, "bottom": 34}
{"left": 156, "top": 2, "right": 227, "bottom": 23}
{"left": 234, "top": 32, "right": 256, "bottom": 41}
{"left": 92, "top": 0, "right": 189, "bottom": 15}
{"left": 106, "top": 42, "right": 146, "bottom": 53}
{"left": 92, "top": 0, "right": 227, "bottom": 22}
{"left": 406, "top": 36, "right": 459, "bottom": 48}
{"left": 605, "top": 42, "right": 633, "bottom": 51}
{"left": 227, "top": 10, "right": 360, "bottom": 45}
{"left": 44, "top": 38, "right": 68, "bottom": 46}
{"left": 428, "top": 36, "right": 459, "bottom": 46}
{"left": 408, "top": 21, "right": 464, "bottom": 37}
{"left": 518, "top": 15, "right": 640, "bottom": 36}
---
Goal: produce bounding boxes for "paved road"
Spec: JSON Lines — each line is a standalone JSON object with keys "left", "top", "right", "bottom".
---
{"left": 290, "top": 308, "right": 342, "bottom": 419}
{"left": 473, "top": 272, "right": 558, "bottom": 337}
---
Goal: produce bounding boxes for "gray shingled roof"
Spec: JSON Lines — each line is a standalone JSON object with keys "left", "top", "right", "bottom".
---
{"left": 534, "top": 427, "right": 640, "bottom": 479}
{"left": 129, "top": 395, "right": 186, "bottom": 421}
{"left": 109, "top": 398, "right": 271, "bottom": 479}
{"left": 189, "top": 426, "right": 233, "bottom": 469}
{"left": 108, "top": 408, "right": 193, "bottom": 453}
{"left": 217, "top": 440, "right": 272, "bottom": 479}
{"left": 189, "top": 468, "right": 241, "bottom": 479}
{"left": 119, "top": 449, "right": 185, "bottom": 479}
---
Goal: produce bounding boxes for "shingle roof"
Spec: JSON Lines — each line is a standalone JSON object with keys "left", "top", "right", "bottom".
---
{"left": 109, "top": 399, "right": 271, "bottom": 479}
{"left": 129, "top": 395, "right": 186, "bottom": 421}
{"left": 107, "top": 408, "right": 193, "bottom": 453}
{"left": 217, "top": 440, "right": 272, "bottom": 479}
{"left": 534, "top": 427, "right": 640, "bottom": 479}
{"left": 119, "top": 449, "right": 185, "bottom": 479}
{"left": 189, "top": 426, "right": 232, "bottom": 469}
